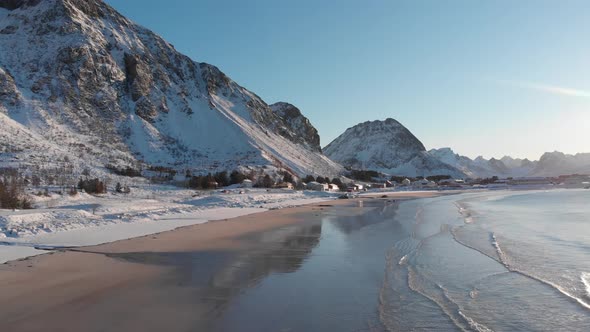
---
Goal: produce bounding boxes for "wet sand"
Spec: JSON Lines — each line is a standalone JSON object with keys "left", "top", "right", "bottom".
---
{"left": 0, "top": 191, "right": 440, "bottom": 332}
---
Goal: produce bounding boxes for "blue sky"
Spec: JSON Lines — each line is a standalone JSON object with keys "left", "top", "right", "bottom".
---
{"left": 105, "top": 0, "right": 590, "bottom": 160}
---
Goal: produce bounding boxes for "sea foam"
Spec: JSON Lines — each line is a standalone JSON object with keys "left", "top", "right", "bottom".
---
{"left": 582, "top": 272, "right": 590, "bottom": 298}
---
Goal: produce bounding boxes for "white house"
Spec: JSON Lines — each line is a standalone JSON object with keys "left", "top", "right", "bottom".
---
{"left": 401, "top": 178, "right": 411, "bottom": 186}
{"left": 241, "top": 179, "right": 253, "bottom": 188}
{"left": 328, "top": 183, "right": 340, "bottom": 191}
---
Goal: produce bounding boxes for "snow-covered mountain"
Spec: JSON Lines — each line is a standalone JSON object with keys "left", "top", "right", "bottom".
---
{"left": 0, "top": 0, "right": 342, "bottom": 178}
{"left": 429, "top": 148, "right": 590, "bottom": 178}
{"left": 324, "top": 119, "right": 465, "bottom": 177}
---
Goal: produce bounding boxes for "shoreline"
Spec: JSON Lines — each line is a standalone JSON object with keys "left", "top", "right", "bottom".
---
{"left": 76, "top": 191, "right": 443, "bottom": 254}
{"left": 0, "top": 189, "right": 444, "bottom": 264}
{"left": 0, "top": 191, "right": 442, "bottom": 331}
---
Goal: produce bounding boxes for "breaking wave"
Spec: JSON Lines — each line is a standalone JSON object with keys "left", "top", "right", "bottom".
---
{"left": 455, "top": 201, "right": 475, "bottom": 224}
{"left": 581, "top": 272, "right": 590, "bottom": 299}
{"left": 490, "top": 233, "right": 509, "bottom": 267}
{"left": 488, "top": 234, "right": 590, "bottom": 310}
{"left": 453, "top": 213, "right": 590, "bottom": 311}
{"left": 407, "top": 266, "right": 495, "bottom": 332}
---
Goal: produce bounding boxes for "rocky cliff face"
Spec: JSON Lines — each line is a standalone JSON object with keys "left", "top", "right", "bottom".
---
{"left": 0, "top": 0, "right": 342, "bottom": 177}
{"left": 324, "top": 119, "right": 465, "bottom": 177}
{"left": 270, "top": 102, "right": 321, "bottom": 153}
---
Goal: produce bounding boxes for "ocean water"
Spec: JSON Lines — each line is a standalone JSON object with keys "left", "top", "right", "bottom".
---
{"left": 113, "top": 190, "right": 590, "bottom": 331}
{"left": 201, "top": 190, "right": 590, "bottom": 331}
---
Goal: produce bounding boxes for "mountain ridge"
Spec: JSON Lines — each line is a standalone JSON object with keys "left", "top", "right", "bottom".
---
{"left": 0, "top": 0, "right": 343, "bottom": 179}
{"left": 429, "top": 148, "right": 590, "bottom": 178}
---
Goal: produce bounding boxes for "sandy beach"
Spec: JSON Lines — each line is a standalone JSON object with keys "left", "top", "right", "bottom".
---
{"left": 0, "top": 191, "right": 440, "bottom": 332}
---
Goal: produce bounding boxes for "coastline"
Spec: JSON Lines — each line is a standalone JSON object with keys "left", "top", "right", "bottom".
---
{"left": 0, "top": 189, "right": 339, "bottom": 263}
{"left": 0, "top": 191, "right": 440, "bottom": 331}
{"left": 84, "top": 191, "right": 442, "bottom": 254}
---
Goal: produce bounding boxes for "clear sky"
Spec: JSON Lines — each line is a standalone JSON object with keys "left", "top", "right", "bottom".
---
{"left": 105, "top": 0, "right": 590, "bottom": 160}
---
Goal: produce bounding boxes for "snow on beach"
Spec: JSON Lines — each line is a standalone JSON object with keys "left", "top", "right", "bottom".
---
{"left": 0, "top": 186, "right": 338, "bottom": 263}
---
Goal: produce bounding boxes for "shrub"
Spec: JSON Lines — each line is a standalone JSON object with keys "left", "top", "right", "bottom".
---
{"left": 78, "top": 178, "right": 107, "bottom": 194}
{"left": 0, "top": 178, "right": 32, "bottom": 209}
{"left": 188, "top": 174, "right": 217, "bottom": 189}
{"left": 331, "top": 178, "right": 343, "bottom": 186}
{"left": 106, "top": 165, "right": 142, "bottom": 177}
{"left": 303, "top": 175, "right": 315, "bottom": 183}
{"left": 214, "top": 171, "right": 229, "bottom": 187}
{"left": 229, "top": 170, "right": 247, "bottom": 185}
{"left": 350, "top": 170, "right": 380, "bottom": 182}
{"left": 258, "top": 174, "right": 274, "bottom": 188}
{"left": 69, "top": 186, "right": 78, "bottom": 196}
{"left": 282, "top": 172, "right": 294, "bottom": 184}
{"left": 426, "top": 175, "right": 452, "bottom": 182}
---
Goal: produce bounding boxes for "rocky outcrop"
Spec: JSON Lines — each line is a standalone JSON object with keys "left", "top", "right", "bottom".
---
{"left": 0, "top": 67, "right": 20, "bottom": 110}
{"left": 270, "top": 102, "right": 321, "bottom": 153}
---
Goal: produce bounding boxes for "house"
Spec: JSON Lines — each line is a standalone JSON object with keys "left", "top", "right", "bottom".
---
{"left": 328, "top": 183, "right": 340, "bottom": 191}
{"left": 439, "top": 179, "right": 463, "bottom": 187}
{"left": 558, "top": 174, "right": 590, "bottom": 186}
{"left": 371, "top": 183, "right": 386, "bottom": 189}
{"left": 307, "top": 181, "right": 327, "bottom": 191}
{"left": 386, "top": 180, "right": 397, "bottom": 188}
{"left": 401, "top": 178, "right": 411, "bottom": 186}
{"left": 276, "top": 182, "right": 294, "bottom": 189}
{"left": 346, "top": 183, "right": 364, "bottom": 191}
{"left": 508, "top": 177, "right": 551, "bottom": 186}
{"left": 413, "top": 179, "right": 430, "bottom": 187}
{"left": 241, "top": 179, "right": 253, "bottom": 188}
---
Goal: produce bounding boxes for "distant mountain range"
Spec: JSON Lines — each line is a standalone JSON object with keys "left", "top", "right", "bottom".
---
{"left": 429, "top": 148, "right": 590, "bottom": 178}
{"left": 324, "top": 119, "right": 590, "bottom": 178}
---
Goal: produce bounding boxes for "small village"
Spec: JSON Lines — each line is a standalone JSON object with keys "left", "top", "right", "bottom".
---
{"left": 233, "top": 173, "right": 590, "bottom": 193}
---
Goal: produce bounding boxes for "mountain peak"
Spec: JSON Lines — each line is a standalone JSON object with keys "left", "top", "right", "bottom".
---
{"left": 324, "top": 119, "right": 464, "bottom": 177}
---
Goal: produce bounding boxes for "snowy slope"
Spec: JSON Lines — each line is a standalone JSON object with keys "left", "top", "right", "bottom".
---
{"left": 0, "top": 0, "right": 343, "bottom": 178}
{"left": 324, "top": 119, "right": 465, "bottom": 177}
